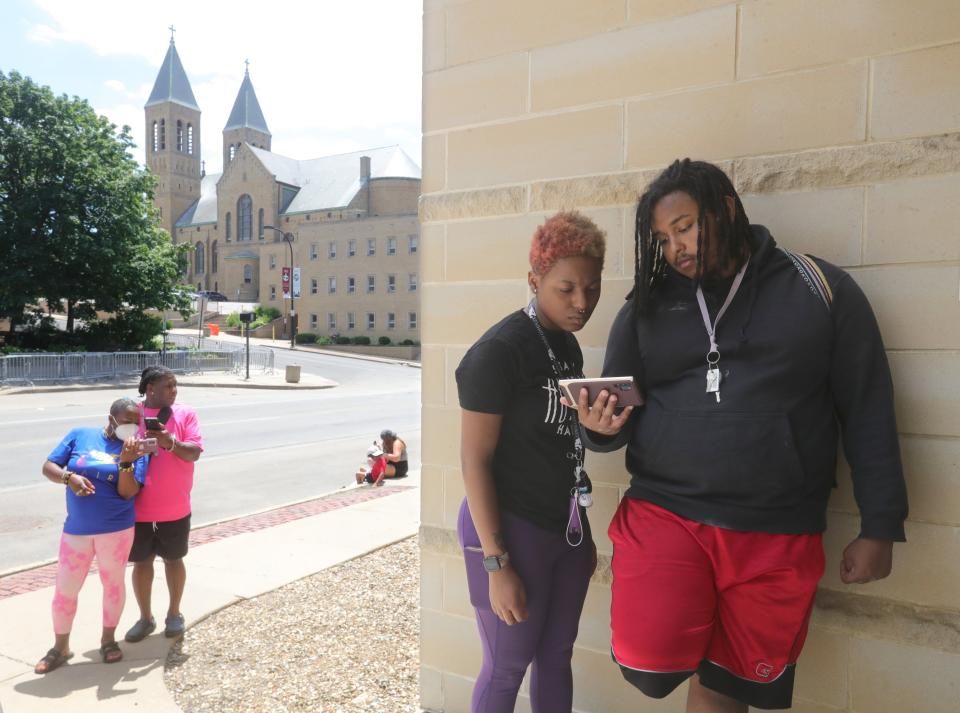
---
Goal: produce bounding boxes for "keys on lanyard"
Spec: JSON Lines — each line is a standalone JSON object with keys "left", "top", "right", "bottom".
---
{"left": 695, "top": 259, "right": 749, "bottom": 406}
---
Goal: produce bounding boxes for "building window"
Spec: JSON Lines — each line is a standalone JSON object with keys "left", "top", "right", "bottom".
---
{"left": 176, "top": 120, "right": 184, "bottom": 152}
{"left": 269, "top": 254, "right": 276, "bottom": 270}
{"left": 366, "top": 238, "right": 376, "bottom": 256}
{"left": 243, "top": 265, "right": 252, "bottom": 284}
{"left": 387, "top": 312, "right": 396, "bottom": 330}
{"left": 310, "top": 314, "right": 318, "bottom": 330}
{"left": 347, "top": 276, "right": 356, "bottom": 294}
{"left": 328, "top": 241, "right": 337, "bottom": 259}
{"left": 408, "top": 273, "right": 418, "bottom": 292}
{"left": 348, "top": 239, "right": 356, "bottom": 257}
{"left": 347, "top": 312, "right": 355, "bottom": 330}
{"left": 152, "top": 121, "right": 159, "bottom": 152}
{"left": 270, "top": 285, "right": 276, "bottom": 300}
{"left": 408, "top": 312, "right": 417, "bottom": 329}
{"left": 159, "top": 119, "right": 165, "bottom": 150}
{"left": 310, "top": 244, "right": 319, "bottom": 261}
{"left": 328, "top": 313, "right": 336, "bottom": 330}
{"left": 366, "top": 312, "right": 375, "bottom": 330}
{"left": 226, "top": 212, "right": 232, "bottom": 241}
{"left": 328, "top": 277, "right": 336, "bottom": 294}
{"left": 366, "top": 275, "right": 375, "bottom": 294}
{"left": 211, "top": 241, "right": 218, "bottom": 273}
{"left": 408, "top": 235, "right": 418, "bottom": 254}
{"left": 387, "top": 237, "right": 397, "bottom": 255}
{"left": 237, "top": 195, "right": 252, "bottom": 241}
{"left": 194, "top": 242, "right": 204, "bottom": 274}
{"left": 258, "top": 208, "right": 264, "bottom": 240}
{"left": 387, "top": 274, "right": 396, "bottom": 293}
{"left": 310, "top": 278, "right": 318, "bottom": 295}
{"left": 187, "top": 124, "right": 194, "bottom": 154}
{"left": 229, "top": 144, "right": 237, "bottom": 161}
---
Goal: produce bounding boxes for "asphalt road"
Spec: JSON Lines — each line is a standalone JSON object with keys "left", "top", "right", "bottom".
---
{"left": 0, "top": 349, "right": 421, "bottom": 572}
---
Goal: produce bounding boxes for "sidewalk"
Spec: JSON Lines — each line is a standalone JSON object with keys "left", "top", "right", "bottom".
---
{"left": 0, "top": 474, "right": 420, "bottom": 712}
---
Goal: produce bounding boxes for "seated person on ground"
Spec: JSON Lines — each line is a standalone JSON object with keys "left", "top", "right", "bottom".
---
{"left": 355, "top": 445, "right": 388, "bottom": 487}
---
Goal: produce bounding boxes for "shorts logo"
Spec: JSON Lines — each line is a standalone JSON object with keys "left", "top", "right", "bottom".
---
{"left": 755, "top": 662, "right": 774, "bottom": 678}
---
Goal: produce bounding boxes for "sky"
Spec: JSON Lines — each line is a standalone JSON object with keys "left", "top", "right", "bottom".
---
{"left": 0, "top": 0, "right": 423, "bottom": 174}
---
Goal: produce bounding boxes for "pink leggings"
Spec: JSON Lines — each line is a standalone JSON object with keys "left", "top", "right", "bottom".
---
{"left": 52, "top": 528, "right": 135, "bottom": 635}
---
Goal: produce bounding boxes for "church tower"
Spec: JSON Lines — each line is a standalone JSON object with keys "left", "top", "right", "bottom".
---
{"left": 145, "top": 32, "right": 201, "bottom": 239}
{"left": 223, "top": 64, "right": 271, "bottom": 168}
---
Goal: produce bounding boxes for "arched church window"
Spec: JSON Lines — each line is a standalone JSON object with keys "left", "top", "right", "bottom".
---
{"left": 187, "top": 124, "right": 194, "bottom": 155}
{"left": 176, "top": 120, "right": 184, "bottom": 152}
{"left": 159, "top": 119, "right": 166, "bottom": 150}
{"left": 258, "top": 208, "right": 265, "bottom": 240}
{"left": 152, "top": 121, "right": 159, "bottom": 152}
{"left": 211, "top": 240, "right": 219, "bottom": 273}
{"left": 226, "top": 212, "right": 232, "bottom": 241}
{"left": 229, "top": 144, "right": 237, "bottom": 161}
{"left": 238, "top": 195, "right": 252, "bottom": 241}
{"left": 195, "top": 242, "right": 205, "bottom": 274}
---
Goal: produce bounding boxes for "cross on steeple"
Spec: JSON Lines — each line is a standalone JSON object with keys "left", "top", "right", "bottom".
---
{"left": 244, "top": 58, "right": 250, "bottom": 75}
{"left": 168, "top": 25, "right": 176, "bottom": 43}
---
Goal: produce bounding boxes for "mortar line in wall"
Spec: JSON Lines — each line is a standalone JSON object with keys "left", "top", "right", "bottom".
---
{"left": 734, "top": 3, "right": 742, "bottom": 80}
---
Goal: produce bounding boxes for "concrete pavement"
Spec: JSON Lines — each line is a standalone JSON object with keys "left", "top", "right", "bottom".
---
{"left": 0, "top": 362, "right": 421, "bottom": 712}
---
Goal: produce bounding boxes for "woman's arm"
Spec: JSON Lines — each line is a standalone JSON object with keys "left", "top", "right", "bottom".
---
{"left": 384, "top": 439, "right": 404, "bottom": 463}
{"left": 42, "top": 460, "right": 95, "bottom": 496}
{"left": 461, "top": 409, "right": 528, "bottom": 625}
{"left": 116, "top": 437, "right": 143, "bottom": 499}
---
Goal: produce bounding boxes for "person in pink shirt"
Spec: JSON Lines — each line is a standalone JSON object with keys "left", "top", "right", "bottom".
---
{"left": 123, "top": 366, "right": 204, "bottom": 642}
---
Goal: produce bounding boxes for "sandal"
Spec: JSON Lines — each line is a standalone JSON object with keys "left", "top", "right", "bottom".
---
{"left": 35, "top": 648, "right": 72, "bottom": 674}
{"left": 100, "top": 641, "right": 123, "bottom": 664}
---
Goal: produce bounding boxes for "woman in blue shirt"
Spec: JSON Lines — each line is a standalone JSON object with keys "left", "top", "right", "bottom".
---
{"left": 34, "top": 397, "right": 149, "bottom": 674}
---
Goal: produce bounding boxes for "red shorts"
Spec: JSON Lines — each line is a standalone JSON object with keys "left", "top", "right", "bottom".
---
{"left": 608, "top": 498, "right": 824, "bottom": 709}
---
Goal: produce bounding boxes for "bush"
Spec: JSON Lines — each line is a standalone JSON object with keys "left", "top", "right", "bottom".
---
{"left": 295, "top": 333, "right": 318, "bottom": 344}
{"left": 315, "top": 336, "right": 333, "bottom": 346}
{"left": 255, "top": 306, "right": 281, "bottom": 321}
{"left": 377, "top": 336, "right": 392, "bottom": 346}
{"left": 225, "top": 313, "right": 241, "bottom": 328}
{"left": 80, "top": 311, "right": 164, "bottom": 351}
{"left": 335, "top": 336, "right": 351, "bottom": 345}
{"left": 399, "top": 339, "right": 415, "bottom": 346}
{"left": 351, "top": 336, "right": 371, "bottom": 345}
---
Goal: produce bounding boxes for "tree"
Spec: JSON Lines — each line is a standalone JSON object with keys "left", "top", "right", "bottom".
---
{"left": 0, "top": 70, "right": 190, "bottom": 347}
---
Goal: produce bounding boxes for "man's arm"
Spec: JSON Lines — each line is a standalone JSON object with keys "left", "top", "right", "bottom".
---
{"left": 828, "top": 271, "right": 909, "bottom": 582}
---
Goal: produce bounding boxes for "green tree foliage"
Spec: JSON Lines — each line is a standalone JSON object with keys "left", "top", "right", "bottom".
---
{"left": 0, "top": 70, "right": 190, "bottom": 348}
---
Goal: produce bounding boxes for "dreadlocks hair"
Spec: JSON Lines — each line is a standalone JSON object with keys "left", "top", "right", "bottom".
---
{"left": 138, "top": 365, "right": 175, "bottom": 396}
{"left": 633, "top": 159, "right": 753, "bottom": 316}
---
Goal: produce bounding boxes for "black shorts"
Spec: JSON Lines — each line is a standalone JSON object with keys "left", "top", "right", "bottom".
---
{"left": 129, "top": 514, "right": 192, "bottom": 562}
{"left": 391, "top": 460, "right": 409, "bottom": 478}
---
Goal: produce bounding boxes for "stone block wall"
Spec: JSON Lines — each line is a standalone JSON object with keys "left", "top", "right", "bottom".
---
{"left": 420, "top": 2, "right": 960, "bottom": 711}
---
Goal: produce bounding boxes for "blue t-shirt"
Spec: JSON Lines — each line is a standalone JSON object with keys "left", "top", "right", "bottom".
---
{"left": 47, "top": 428, "right": 148, "bottom": 536}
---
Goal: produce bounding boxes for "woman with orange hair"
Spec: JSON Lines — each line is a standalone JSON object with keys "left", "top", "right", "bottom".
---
{"left": 455, "top": 211, "right": 628, "bottom": 712}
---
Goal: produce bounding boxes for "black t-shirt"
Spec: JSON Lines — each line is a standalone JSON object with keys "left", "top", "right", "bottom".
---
{"left": 456, "top": 309, "right": 584, "bottom": 532}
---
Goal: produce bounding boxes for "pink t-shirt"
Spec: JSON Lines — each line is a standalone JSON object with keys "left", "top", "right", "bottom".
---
{"left": 136, "top": 403, "right": 204, "bottom": 522}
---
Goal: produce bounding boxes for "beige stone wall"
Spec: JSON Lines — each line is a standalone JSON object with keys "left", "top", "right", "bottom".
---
{"left": 420, "top": 2, "right": 960, "bottom": 712}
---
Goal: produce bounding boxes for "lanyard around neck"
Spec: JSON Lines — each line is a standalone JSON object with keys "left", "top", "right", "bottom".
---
{"left": 694, "top": 258, "right": 750, "bottom": 356}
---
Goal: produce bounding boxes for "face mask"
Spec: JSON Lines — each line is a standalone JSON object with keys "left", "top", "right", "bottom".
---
{"left": 112, "top": 419, "right": 138, "bottom": 441}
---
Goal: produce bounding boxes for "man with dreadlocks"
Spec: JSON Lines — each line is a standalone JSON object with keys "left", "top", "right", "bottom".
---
{"left": 570, "top": 159, "right": 907, "bottom": 712}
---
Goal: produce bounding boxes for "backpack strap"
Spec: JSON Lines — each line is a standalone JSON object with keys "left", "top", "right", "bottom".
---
{"left": 779, "top": 247, "right": 832, "bottom": 310}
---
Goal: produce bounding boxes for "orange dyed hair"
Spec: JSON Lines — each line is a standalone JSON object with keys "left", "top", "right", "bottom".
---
{"left": 529, "top": 211, "right": 606, "bottom": 276}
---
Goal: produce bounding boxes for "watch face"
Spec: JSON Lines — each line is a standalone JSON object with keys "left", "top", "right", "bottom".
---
{"left": 482, "top": 556, "right": 501, "bottom": 572}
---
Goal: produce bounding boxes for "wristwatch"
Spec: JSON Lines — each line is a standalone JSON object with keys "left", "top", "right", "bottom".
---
{"left": 482, "top": 552, "right": 510, "bottom": 572}
{"left": 118, "top": 462, "right": 134, "bottom": 472}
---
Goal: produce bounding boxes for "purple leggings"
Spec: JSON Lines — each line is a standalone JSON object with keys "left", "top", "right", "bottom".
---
{"left": 458, "top": 499, "right": 593, "bottom": 713}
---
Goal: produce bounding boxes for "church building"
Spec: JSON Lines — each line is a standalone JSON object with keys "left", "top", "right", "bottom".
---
{"left": 145, "top": 37, "right": 421, "bottom": 342}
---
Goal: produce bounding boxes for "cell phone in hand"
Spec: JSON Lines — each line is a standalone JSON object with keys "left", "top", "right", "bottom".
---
{"left": 558, "top": 376, "right": 645, "bottom": 408}
{"left": 144, "top": 417, "right": 162, "bottom": 431}
{"left": 141, "top": 437, "right": 159, "bottom": 454}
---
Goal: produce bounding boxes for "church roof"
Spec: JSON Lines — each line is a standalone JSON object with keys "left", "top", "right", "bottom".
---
{"left": 173, "top": 145, "right": 421, "bottom": 228}
{"left": 145, "top": 40, "right": 199, "bottom": 110}
{"left": 250, "top": 145, "right": 421, "bottom": 213}
{"left": 175, "top": 172, "right": 221, "bottom": 228}
{"left": 224, "top": 70, "right": 270, "bottom": 134}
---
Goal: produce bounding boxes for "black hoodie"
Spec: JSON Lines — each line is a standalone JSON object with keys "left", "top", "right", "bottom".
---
{"left": 585, "top": 225, "right": 908, "bottom": 540}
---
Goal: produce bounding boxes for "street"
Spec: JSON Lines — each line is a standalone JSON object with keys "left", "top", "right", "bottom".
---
{"left": 0, "top": 349, "right": 421, "bottom": 572}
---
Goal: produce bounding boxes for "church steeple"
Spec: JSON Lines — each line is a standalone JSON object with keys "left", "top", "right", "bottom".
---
{"left": 223, "top": 63, "right": 271, "bottom": 168}
{"left": 145, "top": 29, "right": 201, "bottom": 240}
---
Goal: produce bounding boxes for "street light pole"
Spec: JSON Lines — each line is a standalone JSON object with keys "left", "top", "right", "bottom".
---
{"left": 263, "top": 225, "right": 297, "bottom": 348}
